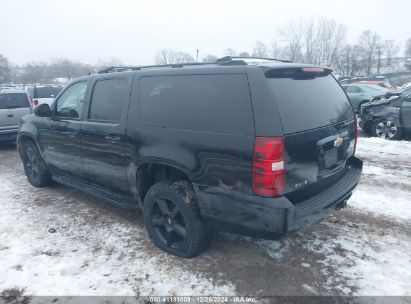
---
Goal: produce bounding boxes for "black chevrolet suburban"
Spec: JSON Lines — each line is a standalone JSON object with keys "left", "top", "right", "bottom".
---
{"left": 17, "top": 57, "right": 362, "bottom": 258}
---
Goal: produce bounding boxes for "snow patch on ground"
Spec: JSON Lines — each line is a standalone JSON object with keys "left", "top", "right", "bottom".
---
{"left": 349, "top": 184, "right": 411, "bottom": 221}
{"left": 351, "top": 137, "right": 411, "bottom": 221}
{"left": 0, "top": 174, "right": 234, "bottom": 296}
{"left": 306, "top": 220, "right": 411, "bottom": 295}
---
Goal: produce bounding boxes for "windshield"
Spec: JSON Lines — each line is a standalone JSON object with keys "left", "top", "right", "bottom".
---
{"left": 266, "top": 72, "right": 354, "bottom": 134}
{"left": 0, "top": 93, "right": 30, "bottom": 109}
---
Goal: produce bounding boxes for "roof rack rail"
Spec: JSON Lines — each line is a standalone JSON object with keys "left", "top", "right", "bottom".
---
{"left": 216, "top": 56, "right": 291, "bottom": 63}
{"left": 96, "top": 56, "right": 290, "bottom": 74}
{"left": 97, "top": 62, "right": 220, "bottom": 74}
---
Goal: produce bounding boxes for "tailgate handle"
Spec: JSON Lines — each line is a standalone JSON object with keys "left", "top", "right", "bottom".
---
{"left": 105, "top": 135, "right": 121, "bottom": 143}
{"left": 7, "top": 113, "right": 13, "bottom": 118}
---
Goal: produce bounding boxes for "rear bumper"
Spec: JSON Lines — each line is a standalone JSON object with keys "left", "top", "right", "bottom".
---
{"left": 195, "top": 156, "right": 362, "bottom": 239}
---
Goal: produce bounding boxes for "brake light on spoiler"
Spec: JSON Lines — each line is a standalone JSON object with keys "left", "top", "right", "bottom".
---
{"left": 301, "top": 67, "right": 325, "bottom": 73}
{"left": 252, "top": 137, "right": 285, "bottom": 197}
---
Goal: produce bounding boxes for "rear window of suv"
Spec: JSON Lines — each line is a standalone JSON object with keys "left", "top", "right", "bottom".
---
{"left": 266, "top": 70, "right": 354, "bottom": 134}
{"left": 139, "top": 74, "right": 254, "bottom": 135}
{"left": 33, "top": 87, "right": 62, "bottom": 98}
{"left": 0, "top": 93, "right": 30, "bottom": 109}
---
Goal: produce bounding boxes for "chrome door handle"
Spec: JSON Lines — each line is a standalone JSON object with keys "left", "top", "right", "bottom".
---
{"left": 7, "top": 113, "right": 13, "bottom": 118}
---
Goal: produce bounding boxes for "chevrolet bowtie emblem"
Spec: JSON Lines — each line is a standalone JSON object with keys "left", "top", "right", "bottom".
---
{"left": 334, "top": 137, "right": 344, "bottom": 148}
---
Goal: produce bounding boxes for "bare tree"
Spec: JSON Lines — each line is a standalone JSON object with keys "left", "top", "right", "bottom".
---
{"left": 279, "top": 19, "right": 305, "bottom": 62}
{"left": 383, "top": 40, "right": 400, "bottom": 72}
{"left": 278, "top": 18, "right": 346, "bottom": 68}
{"left": 95, "top": 57, "right": 124, "bottom": 70}
{"left": 269, "top": 41, "right": 287, "bottom": 60}
{"left": 224, "top": 48, "right": 237, "bottom": 56}
{"left": 252, "top": 41, "right": 268, "bottom": 57}
{"left": 238, "top": 51, "right": 250, "bottom": 57}
{"left": 50, "top": 58, "right": 92, "bottom": 80}
{"left": 358, "top": 30, "right": 381, "bottom": 75}
{"left": 335, "top": 44, "right": 366, "bottom": 77}
{"left": 202, "top": 54, "right": 218, "bottom": 63}
{"left": 155, "top": 49, "right": 194, "bottom": 64}
{"left": 19, "top": 62, "right": 48, "bottom": 84}
{"left": 0, "top": 54, "right": 11, "bottom": 84}
{"left": 405, "top": 38, "right": 411, "bottom": 57}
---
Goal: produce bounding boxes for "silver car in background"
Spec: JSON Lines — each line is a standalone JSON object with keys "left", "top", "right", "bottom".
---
{"left": 0, "top": 89, "right": 32, "bottom": 142}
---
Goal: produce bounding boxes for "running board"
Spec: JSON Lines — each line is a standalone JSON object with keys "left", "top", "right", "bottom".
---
{"left": 52, "top": 174, "right": 140, "bottom": 209}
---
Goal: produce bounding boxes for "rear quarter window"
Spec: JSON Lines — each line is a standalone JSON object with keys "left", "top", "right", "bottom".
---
{"left": 139, "top": 74, "right": 254, "bottom": 135}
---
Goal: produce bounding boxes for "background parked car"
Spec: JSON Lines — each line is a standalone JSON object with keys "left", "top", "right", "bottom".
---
{"left": 340, "top": 75, "right": 392, "bottom": 88}
{"left": 342, "top": 84, "right": 390, "bottom": 112}
{"left": 359, "top": 90, "right": 411, "bottom": 140}
{"left": 26, "top": 85, "right": 63, "bottom": 108}
{"left": 0, "top": 89, "right": 32, "bottom": 142}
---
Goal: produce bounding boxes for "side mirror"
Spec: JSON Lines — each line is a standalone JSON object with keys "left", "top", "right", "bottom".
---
{"left": 34, "top": 103, "right": 51, "bottom": 117}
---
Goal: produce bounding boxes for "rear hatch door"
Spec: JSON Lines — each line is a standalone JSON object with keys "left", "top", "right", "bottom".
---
{"left": 265, "top": 67, "right": 356, "bottom": 201}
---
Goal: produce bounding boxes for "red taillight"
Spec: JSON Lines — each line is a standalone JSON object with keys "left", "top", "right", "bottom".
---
{"left": 301, "top": 67, "right": 325, "bottom": 73}
{"left": 32, "top": 98, "right": 38, "bottom": 106}
{"left": 252, "top": 137, "right": 285, "bottom": 197}
{"left": 354, "top": 115, "right": 358, "bottom": 155}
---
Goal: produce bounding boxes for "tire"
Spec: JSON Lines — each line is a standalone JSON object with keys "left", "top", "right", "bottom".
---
{"left": 371, "top": 119, "right": 403, "bottom": 140}
{"left": 21, "top": 140, "right": 52, "bottom": 187}
{"left": 143, "top": 180, "right": 210, "bottom": 258}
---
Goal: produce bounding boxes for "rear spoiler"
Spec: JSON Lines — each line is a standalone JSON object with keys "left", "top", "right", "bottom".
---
{"left": 264, "top": 67, "right": 332, "bottom": 79}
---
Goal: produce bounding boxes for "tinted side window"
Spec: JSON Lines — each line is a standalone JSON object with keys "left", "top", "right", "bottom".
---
{"left": 0, "top": 93, "right": 30, "bottom": 109}
{"left": 139, "top": 74, "right": 253, "bottom": 135}
{"left": 89, "top": 78, "right": 129, "bottom": 122}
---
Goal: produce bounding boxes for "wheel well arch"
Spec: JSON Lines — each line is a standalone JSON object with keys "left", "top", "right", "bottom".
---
{"left": 17, "top": 134, "right": 38, "bottom": 156}
{"left": 357, "top": 100, "right": 369, "bottom": 112}
{"left": 136, "top": 162, "right": 192, "bottom": 203}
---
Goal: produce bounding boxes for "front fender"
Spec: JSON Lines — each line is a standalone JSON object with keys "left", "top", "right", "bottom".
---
{"left": 367, "top": 106, "right": 401, "bottom": 126}
{"left": 17, "top": 115, "right": 42, "bottom": 156}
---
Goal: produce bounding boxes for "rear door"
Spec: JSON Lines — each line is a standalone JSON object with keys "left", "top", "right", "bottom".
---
{"left": 264, "top": 67, "right": 356, "bottom": 199}
{"left": 0, "top": 92, "right": 31, "bottom": 130}
{"left": 80, "top": 73, "right": 132, "bottom": 193}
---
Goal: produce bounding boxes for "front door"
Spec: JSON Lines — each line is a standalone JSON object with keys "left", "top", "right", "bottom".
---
{"left": 80, "top": 74, "right": 132, "bottom": 193}
{"left": 39, "top": 81, "right": 89, "bottom": 178}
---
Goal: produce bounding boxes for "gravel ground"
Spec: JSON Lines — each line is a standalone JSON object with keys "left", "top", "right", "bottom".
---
{"left": 0, "top": 135, "right": 410, "bottom": 298}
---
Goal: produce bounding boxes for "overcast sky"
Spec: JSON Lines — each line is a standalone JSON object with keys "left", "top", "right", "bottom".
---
{"left": 1, "top": 0, "right": 410, "bottom": 65}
